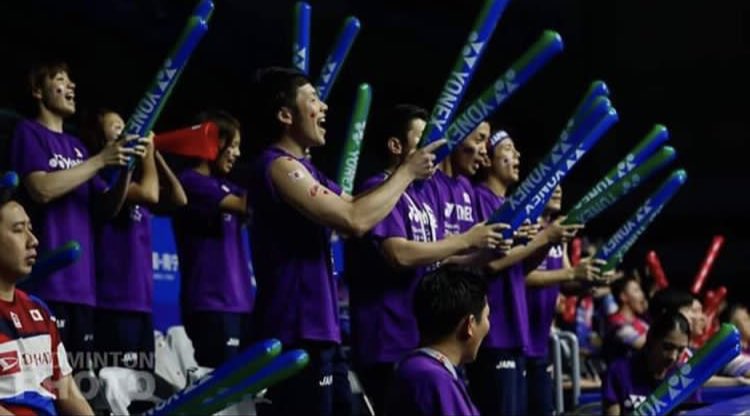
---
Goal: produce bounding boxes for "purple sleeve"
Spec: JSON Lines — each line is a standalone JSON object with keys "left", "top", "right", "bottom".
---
{"left": 10, "top": 121, "right": 51, "bottom": 176}
{"left": 181, "top": 173, "right": 233, "bottom": 215}
{"left": 371, "top": 198, "right": 408, "bottom": 240}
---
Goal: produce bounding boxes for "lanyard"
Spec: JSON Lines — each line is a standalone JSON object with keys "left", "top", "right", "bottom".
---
{"left": 418, "top": 347, "right": 458, "bottom": 380}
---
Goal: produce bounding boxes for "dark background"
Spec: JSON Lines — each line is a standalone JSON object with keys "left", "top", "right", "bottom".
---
{"left": 0, "top": 0, "right": 747, "bottom": 300}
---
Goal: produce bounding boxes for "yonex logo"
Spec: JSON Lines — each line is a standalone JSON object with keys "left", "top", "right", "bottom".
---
{"left": 48, "top": 154, "right": 84, "bottom": 170}
{"left": 444, "top": 203, "right": 455, "bottom": 219}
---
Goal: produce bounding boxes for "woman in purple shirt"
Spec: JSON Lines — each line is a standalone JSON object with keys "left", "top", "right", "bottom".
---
{"left": 81, "top": 108, "right": 186, "bottom": 371}
{"left": 172, "top": 110, "right": 253, "bottom": 368}
{"left": 603, "top": 311, "right": 691, "bottom": 415}
{"left": 11, "top": 62, "right": 143, "bottom": 371}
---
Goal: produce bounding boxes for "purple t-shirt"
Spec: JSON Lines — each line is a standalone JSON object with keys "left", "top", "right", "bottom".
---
{"left": 11, "top": 119, "right": 105, "bottom": 306}
{"left": 475, "top": 183, "right": 529, "bottom": 350}
{"left": 385, "top": 351, "right": 480, "bottom": 416}
{"left": 425, "top": 170, "right": 477, "bottom": 239}
{"left": 602, "top": 352, "right": 661, "bottom": 412}
{"left": 95, "top": 204, "right": 153, "bottom": 312}
{"left": 173, "top": 170, "right": 253, "bottom": 313}
{"left": 525, "top": 244, "right": 564, "bottom": 357}
{"left": 248, "top": 147, "right": 342, "bottom": 344}
{"left": 350, "top": 174, "right": 439, "bottom": 365}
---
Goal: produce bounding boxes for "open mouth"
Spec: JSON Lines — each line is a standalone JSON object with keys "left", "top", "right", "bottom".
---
{"left": 64, "top": 90, "right": 75, "bottom": 105}
{"left": 316, "top": 116, "right": 326, "bottom": 134}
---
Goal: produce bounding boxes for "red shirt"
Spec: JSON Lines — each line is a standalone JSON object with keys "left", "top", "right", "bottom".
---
{"left": 0, "top": 289, "right": 72, "bottom": 415}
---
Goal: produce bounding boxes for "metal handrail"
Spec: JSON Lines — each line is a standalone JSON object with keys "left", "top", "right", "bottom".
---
{"left": 550, "top": 332, "right": 565, "bottom": 414}
{"left": 558, "top": 330, "right": 581, "bottom": 409}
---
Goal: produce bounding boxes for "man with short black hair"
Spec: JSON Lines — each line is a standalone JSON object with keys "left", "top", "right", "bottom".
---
{"left": 0, "top": 191, "right": 93, "bottom": 415}
{"left": 384, "top": 266, "right": 488, "bottom": 415}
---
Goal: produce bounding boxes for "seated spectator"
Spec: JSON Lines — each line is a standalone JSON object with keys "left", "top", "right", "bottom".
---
{"left": 384, "top": 267, "right": 488, "bottom": 416}
{"left": 602, "top": 311, "right": 692, "bottom": 415}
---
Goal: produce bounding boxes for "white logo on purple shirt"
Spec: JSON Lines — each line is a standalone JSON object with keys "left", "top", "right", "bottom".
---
{"left": 73, "top": 147, "right": 83, "bottom": 158}
{"left": 444, "top": 203, "right": 455, "bottom": 219}
{"left": 456, "top": 205, "right": 474, "bottom": 222}
{"left": 463, "top": 192, "right": 471, "bottom": 204}
{"left": 48, "top": 154, "right": 83, "bottom": 170}
{"left": 625, "top": 394, "right": 647, "bottom": 410}
{"left": 130, "top": 205, "right": 143, "bottom": 222}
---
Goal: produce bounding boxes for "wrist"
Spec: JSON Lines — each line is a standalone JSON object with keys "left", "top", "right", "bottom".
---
{"left": 90, "top": 153, "right": 106, "bottom": 170}
{"left": 394, "top": 164, "right": 416, "bottom": 182}
{"left": 567, "top": 267, "right": 577, "bottom": 281}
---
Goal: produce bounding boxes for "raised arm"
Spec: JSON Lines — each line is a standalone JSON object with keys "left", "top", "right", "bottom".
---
{"left": 154, "top": 150, "right": 187, "bottom": 207}
{"left": 24, "top": 135, "right": 141, "bottom": 204}
{"left": 126, "top": 134, "right": 159, "bottom": 205}
{"left": 270, "top": 140, "right": 444, "bottom": 237}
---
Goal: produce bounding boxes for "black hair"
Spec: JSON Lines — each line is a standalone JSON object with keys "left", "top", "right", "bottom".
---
{"left": 372, "top": 104, "right": 428, "bottom": 163}
{"left": 646, "top": 310, "right": 691, "bottom": 347}
{"left": 249, "top": 66, "right": 311, "bottom": 146}
{"left": 649, "top": 288, "right": 696, "bottom": 321}
{"left": 29, "top": 61, "right": 70, "bottom": 96}
{"left": 196, "top": 109, "right": 241, "bottom": 150}
{"left": 720, "top": 302, "right": 748, "bottom": 325}
{"left": 611, "top": 275, "right": 639, "bottom": 306}
{"left": 414, "top": 266, "right": 488, "bottom": 344}
{"left": 80, "top": 107, "right": 119, "bottom": 155}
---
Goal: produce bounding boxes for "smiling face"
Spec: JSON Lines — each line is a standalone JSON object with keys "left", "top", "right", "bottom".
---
{"left": 465, "top": 301, "right": 490, "bottom": 362}
{"left": 213, "top": 130, "right": 241, "bottom": 175}
{"left": 490, "top": 136, "right": 521, "bottom": 185}
{"left": 0, "top": 201, "right": 39, "bottom": 280}
{"left": 33, "top": 70, "right": 76, "bottom": 117}
{"left": 285, "top": 83, "right": 328, "bottom": 148}
{"left": 452, "top": 121, "right": 490, "bottom": 176}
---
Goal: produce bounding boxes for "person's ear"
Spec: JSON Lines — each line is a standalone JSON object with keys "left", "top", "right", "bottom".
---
{"left": 277, "top": 106, "right": 295, "bottom": 128}
{"left": 386, "top": 137, "right": 403, "bottom": 156}
{"left": 459, "top": 314, "right": 474, "bottom": 340}
{"left": 31, "top": 87, "right": 43, "bottom": 101}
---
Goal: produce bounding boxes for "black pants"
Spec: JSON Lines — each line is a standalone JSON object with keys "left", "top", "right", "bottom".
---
{"left": 354, "top": 362, "right": 395, "bottom": 416}
{"left": 466, "top": 347, "right": 527, "bottom": 416}
{"left": 182, "top": 310, "right": 253, "bottom": 368}
{"left": 47, "top": 301, "right": 94, "bottom": 372}
{"left": 94, "top": 309, "right": 155, "bottom": 371}
{"left": 257, "top": 342, "right": 352, "bottom": 416}
{"left": 526, "top": 354, "right": 554, "bottom": 416}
